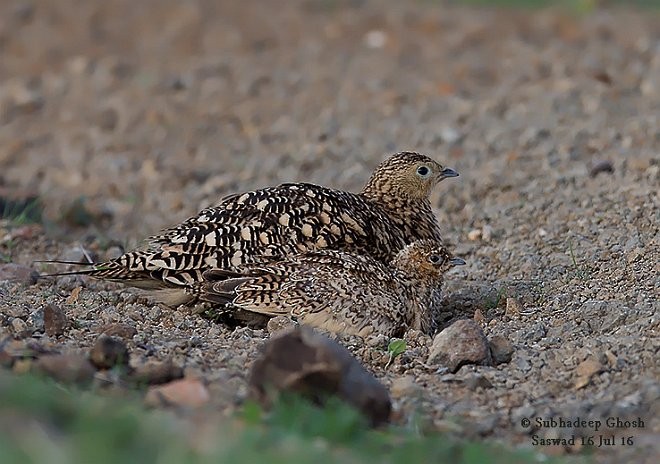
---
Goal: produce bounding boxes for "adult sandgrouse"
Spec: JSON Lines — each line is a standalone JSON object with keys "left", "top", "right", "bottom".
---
{"left": 199, "top": 240, "right": 466, "bottom": 337}
{"left": 53, "top": 152, "right": 458, "bottom": 305}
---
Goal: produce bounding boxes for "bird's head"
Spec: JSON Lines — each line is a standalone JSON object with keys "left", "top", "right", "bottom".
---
{"left": 361, "top": 152, "right": 458, "bottom": 201}
{"left": 392, "top": 239, "right": 466, "bottom": 278}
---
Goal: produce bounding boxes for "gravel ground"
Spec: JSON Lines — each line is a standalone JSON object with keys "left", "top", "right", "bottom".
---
{"left": 1, "top": 1, "right": 659, "bottom": 462}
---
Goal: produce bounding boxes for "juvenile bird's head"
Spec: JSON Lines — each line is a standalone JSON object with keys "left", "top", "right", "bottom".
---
{"left": 391, "top": 239, "right": 465, "bottom": 280}
{"left": 361, "top": 152, "right": 458, "bottom": 202}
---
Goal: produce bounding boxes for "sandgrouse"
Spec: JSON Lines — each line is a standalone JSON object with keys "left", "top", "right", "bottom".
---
{"left": 199, "top": 240, "right": 465, "bottom": 337}
{"left": 51, "top": 152, "right": 458, "bottom": 305}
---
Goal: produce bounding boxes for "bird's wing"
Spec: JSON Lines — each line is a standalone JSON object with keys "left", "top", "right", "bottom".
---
{"left": 101, "top": 183, "right": 378, "bottom": 286}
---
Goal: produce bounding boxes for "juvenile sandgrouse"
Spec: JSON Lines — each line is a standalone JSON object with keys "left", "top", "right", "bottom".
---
{"left": 199, "top": 240, "right": 466, "bottom": 337}
{"left": 50, "top": 152, "right": 458, "bottom": 305}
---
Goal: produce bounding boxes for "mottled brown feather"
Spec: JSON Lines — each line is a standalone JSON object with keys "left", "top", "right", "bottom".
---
{"left": 199, "top": 240, "right": 465, "bottom": 337}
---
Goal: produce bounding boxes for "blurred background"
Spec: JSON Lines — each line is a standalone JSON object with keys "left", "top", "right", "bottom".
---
{"left": 0, "top": 0, "right": 658, "bottom": 242}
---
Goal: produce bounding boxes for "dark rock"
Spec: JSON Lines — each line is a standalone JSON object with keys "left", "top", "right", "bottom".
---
{"left": 130, "top": 360, "right": 184, "bottom": 385}
{"left": 89, "top": 335, "right": 130, "bottom": 370}
{"left": 466, "top": 374, "right": 493, "bottom": 391}
{"left": 427, "top": 319, "right": 492, "bottom": 373}
{"left": 100, "top": 322, "right": 137, "bottom": 340}
{"left": 250, "top": 325, "right": 391, "bottom": 426}
{"left": 35, "top": 354, "right": 95, "bottom": 384}
{"left": 489, "top": 335, "right": 514, "bottom": 365}
{"left": 589, "top": 159, "right": 614, "bottom": 177}
{"left": 43, "top": 304, "right": 67, "bottom": 337}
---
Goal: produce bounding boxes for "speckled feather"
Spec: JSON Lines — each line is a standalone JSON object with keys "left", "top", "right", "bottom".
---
{"left": 198, "top": 240, "right": 464, "bottom": 337}
{"left": 65, "top": 152, "right": 458, "bottom": 305}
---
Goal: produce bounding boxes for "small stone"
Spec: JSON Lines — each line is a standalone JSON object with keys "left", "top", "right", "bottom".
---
{"left": 576, "top": 358, "right": 602, "bottom": 378}
{"left": 589, "top": 159, "right": 614, "bottom": 177}
{"left": 364, "top": 30, "right": 387, "bottom": 49}
{"left": 467, "top": 229, "right": 482, "bottom": 241}
{"left": 604, "top": 350, "right": 618, "bottom": 369}
{"left": 89, "top": 335, "right": 130, "bottom": 370}
{"left": 482, "top": 225, "right": 493, "bottom": 242}
{"left": 488, "top": 335, "right": 514, "bottom": 365}
{"left": 427, "top": 319, "right": 492, "bottom": 373}
{"left": 473, "top": 308, "right": 485, "bottom": 325}
{"left": 35, "top": 354, "right": 95, "bottom": 384}
{"left": 96, "top": 108, "right": 118, "bottom": 131}
{"left": 0, "top": 263, "right": 38, "bottom": 285}
{"left": 366, "top": 333, "right": 388, "bottom": 348}
{"left": 574, "top": 358, "right": 603, "bottom": 390}
{"left": 505, "top": 297, "right": 524, "bottom": 317}
{"left": 100, "top": 323, "right": 137, "bottom": 340}
{"left": 130, "top": 360, "right": 184, "bottom": 385}
{"left": 250, "top": 326, "right": 391, "bottom": 426}
{"left": 266, "top": 315, "right": 297, "bottom": 335}
{"left": 10, "top": 318, "right": 31, "bottom": 338}
{"left": 43, "top": 304, "right": 67, "bottom": 337}
{"left": 144, "top": 378, "right": 210, "bottom": 408}
{"left": 465, "top": 374, "right": 493, "bottom": 391}
{"left": 390, "top": 376, "right": 420, "bottom": 398}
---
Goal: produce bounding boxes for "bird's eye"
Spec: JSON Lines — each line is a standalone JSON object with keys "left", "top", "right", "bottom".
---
{"left": 416, "top": 165, "right": 431, "bottom": 178}
{"left": 428, "top": 254, "right": 443, "bottom": 264}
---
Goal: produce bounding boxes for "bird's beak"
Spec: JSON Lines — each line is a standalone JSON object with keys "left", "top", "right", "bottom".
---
{"left": 450, "top": 257, "right": 466, "bottom": 266}
{"left": 440, "top": 167, "right": 459, "bottom": 178}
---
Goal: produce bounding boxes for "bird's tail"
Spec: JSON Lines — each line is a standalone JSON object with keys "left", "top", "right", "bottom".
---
{"left": 35, "top": 259, "right": 121, "bottom": 279}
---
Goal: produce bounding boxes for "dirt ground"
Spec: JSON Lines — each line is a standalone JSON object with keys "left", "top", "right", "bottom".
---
{"left": 1, "top": 1, "right": 658, "bottom": 462}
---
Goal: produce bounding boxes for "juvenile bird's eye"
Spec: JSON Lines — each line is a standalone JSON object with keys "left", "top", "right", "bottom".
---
{"left": 416, "top": 165, "right": 431, "bottom": 178}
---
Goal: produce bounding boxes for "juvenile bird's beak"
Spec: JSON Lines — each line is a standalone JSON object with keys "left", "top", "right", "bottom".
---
{"left": 440, "top": 167, "right": 459, "bottom": 178}
{"left": 450, "top": 257, "right": 466, "bottom": 266}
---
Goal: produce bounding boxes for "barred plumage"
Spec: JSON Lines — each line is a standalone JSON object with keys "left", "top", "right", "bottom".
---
{"left": 199, "top": 240, "right": 466, "bottom": 337}
{"left": 54, "top": 152, "right": 458, "bottom": 305}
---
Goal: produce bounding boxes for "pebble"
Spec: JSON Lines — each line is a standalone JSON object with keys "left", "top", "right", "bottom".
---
{"left": 130, "top": 360, "right": 184, "bottom": 385}
{"left": 467, "top": 229, "right": 482, "bottom": 241}
{"left": 10, "top": 318, "right": 31, "bottom": 338}
{"left": 465, "top": 374, "right": 493, "bottom": 391}
{"left": 488, "top": 335, "right": 514, "bottom": 365}
{"left": 427, "top": 319, "right": 492, "bottom": 373}
{"left": 100, "top": 322, "right": 138, "bottom": 340}
{"left": 390, "top": 376, "right": 420, "bottom": 398}
{"left": 589, "top": 159, "right": 614, "bottom": 177}
{"left": 43, "top": 304, "right": 68, "bottom": 337}
{"left": 89, "top": 335, "right": 130, "bottom": 370}
{"left": 144, "top": 378, "right": 210, "bottom": 408}
{"left": 482, "top": 225, "right": 493, "bottom": 242}
{"left": 35, "top": 354, "right": 96, "bottom": 385}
